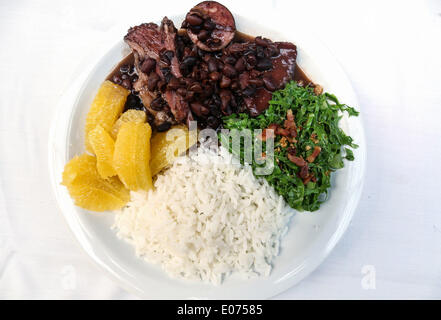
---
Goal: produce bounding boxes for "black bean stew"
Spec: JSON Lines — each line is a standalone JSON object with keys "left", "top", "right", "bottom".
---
{"left": 108, "top": 2, "right": 314, "bottom": 131}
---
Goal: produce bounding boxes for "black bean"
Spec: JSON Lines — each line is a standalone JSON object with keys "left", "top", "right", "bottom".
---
{"left": 212, "top": 93, "right": 221, "bottom": 106}
{"left": 220, "top": 90, "right": 232, "bottom": 116}
{"left": 157, "top": 80, "right": 167, "bottom": 92}
{"left": 207, "top": 58, "right": 217, "bottom": 73}
{"left": 242, "top": 85, "right": 256, "bottom": 97}
{"left": 263, "top": 76, "right": 276, "bottom": 91}
{"left": 227, "top": 43, "right": 246, "bottom": 55}
{"left": 246, "top": 54, "right": 257, "bottom": 67}
{"left": 190, "top": 102, "right": 210, "bottom": 117}
{"left": 147, "top": 73, "right": 160, "bottom": 91}
{"left": 207, "top": 37, "right": 221, "bottom": 48}
{"left": 222, "top": 55, "right": 236, "bottom": 65}
{"left": 197, "top": 29, "right": 210, "bottom": 42}
{"left": 112, "top": 75, "right": 122, "bottom": 85}
{"left": 203, "top": 19, "right": 216, "bottom": 31}
{"left": 180, "top": 56, "right": 198, "bottom": 75}
{"left": 190, "top": 45, "right": 199, "bottom": 57}
{"left": 161, "top": 50, "right": 174, "bottom": 65}
{"left": 256, "top": 57, "right": 273, "bottom": 71}
{"left": 167, "top": 77, "right": 181, "bottom": 90}
{"left": 230, "top": 80, "right": 239, "bottom": 91}
{"left": 230, "top": 95, "right": 238, "bottom": 108}
{"left": 197, "top": 48, "right": 205, "bottom": 58}
{"left": 203, "top": 84, "right": 213, "bottom": 96}
{"left": 190, "top": 25, "right": 202, "bottom": 33}
{"left": 209, "top": 71, "right": 221, "bottom": 81}
{"left": 234, "top": 57, "right": 246, "bottom": 73}
{"left": 124, "top": 94, "right": 142, "bottom": 111}
{"left": 219, "top": 75, "right": 231, "bottom": 88}
{"left": 209, "top": 104, "right": 221, "bottom": 117}
{"left": 191, "top": 68, "right": 200, "bottom": 80}
{"left": 121, "top": 79, "right": 132, "bottom": 90}
{"left": 177, "top": 88, "right": 187, "bottom": 96}
{"left": 248, "top": 78, "right": 263, "bottom": 87}
{"left": 150, "top": 96, "right": 166, "bottom": 111}
{"left": 175, "top": 38, "right": 185, "bottom": 60}
{"left": 119, "top": 64, "right": 130, "bottom": 74}
{"left": 222, "top": 64, "right": 237, "bottom": 78}
{"left": 186, "top": 14, "right": 203, "bottom": 26}
{"left": 255, "top": 36, "right": 270, "bottom": 47}
{"left": 256, "top": 46, "right": 265, "bottom": 59}
{"left": 156, "top": 122, "right": 172, "bottom": 132}
{"left": 250, "top": 69, "right": 262, "bottom": 78}
{"left": 181, "top": 20, "right": 189, "bottom": 29}
{"left": 199, "top": 70, "right": 208, "bottom": 80}
{"left": 185, "top": 91, "right": 195, "bottom": 101}
{"left": 128, "top": 65, "right": 137, "bottom": 76}
{"left": 189, "top": 82, "right": 203, "bottom": 93}
{"left": 140, "top": 58, "right": 156, "bottom": 74}
{"left": 206, "top": 116, "right": 220, "bottom": 128}
{"left": 267, "top": 45, "right": 280, "bottom": 57}
{"left": 131, "top": 75, "right": 138, "bottom": 83}
{"left": 239, "top": 72, "right": 250, "bottom": 89}
{"left": 161, "top": 67, "right": 172, "bottom": 83}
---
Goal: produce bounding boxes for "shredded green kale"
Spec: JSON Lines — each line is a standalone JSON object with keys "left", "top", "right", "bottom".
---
{"left": 220, "top": 81, "right": 359, "bottom": 212}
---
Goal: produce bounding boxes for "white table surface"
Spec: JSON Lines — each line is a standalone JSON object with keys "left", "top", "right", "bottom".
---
{"left": 1, "top": 0, "right": 441, "bottom": 299}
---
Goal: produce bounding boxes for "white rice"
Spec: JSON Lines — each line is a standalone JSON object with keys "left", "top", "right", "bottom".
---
{"left": 113, "top": 145, "right": 294, "bottom": 285}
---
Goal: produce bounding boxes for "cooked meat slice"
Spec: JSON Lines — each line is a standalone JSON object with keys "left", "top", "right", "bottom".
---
{"left": 125, "top": 17, "right": 181, "bottom": 78}
{"left": 135, "top": 79, "right": 174, "bottom": 130}
{"left": 125, "top": 23, "right": 163, "bottom": 61}
{"left": 131, "top": 52, "right": 173, "bottom": 125}
{"left": 164, "top": 89, "right": 189, "bottom": 122}
{"left": 266, "top": 42, "right": 297, "bottom": 90}
{"left": 125, "top": 17, "right": 188, "bottom": 126}
{"left": 242, "top": 42, "right": 297, "bottom": 116}
{"left": 160, "top": 17, "right": 182, "bottom": 78}
{"left": 184, "top": 1, "right": 236, "bottom": 52}
{"left": 243, "top": 88, "right": 273, "bottom": 117}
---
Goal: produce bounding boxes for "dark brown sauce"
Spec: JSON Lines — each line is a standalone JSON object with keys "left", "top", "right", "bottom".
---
{"left": 234, "top": 31, "right": 255, "bottom": 42}
{"left": 106, "top": 53, "right": 134, "bottom": 81}
{"left": 293, "top": 64, "right": 313, "bottom": 86}
{"left": 107, "top": 30, "right": 313, "bottom": 87}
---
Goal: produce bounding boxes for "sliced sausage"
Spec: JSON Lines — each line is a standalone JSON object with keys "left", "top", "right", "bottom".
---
{"left": 184, "top": 1, "right": 236, "bottom": 52}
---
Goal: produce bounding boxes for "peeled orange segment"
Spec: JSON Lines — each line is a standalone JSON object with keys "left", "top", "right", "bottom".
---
{"left": 62, "top": 154, "right": 130, "bottom": 212}
{"left": 111, "top": 109, "right": 146, "bottom": 139}
{"left": 67, "top": 184, "right": 127, "bottom": 212}
{"left": 88, "top": 125, "right": 117, "bottom": 179}
{"left": 85, "top": 80, "right": 130, "bottom": 152}
{"left": 113, "top": 122, "right": 153, "bottom": 191}
{"left": 150, "top": 125, "right": 197, "bottom": 176}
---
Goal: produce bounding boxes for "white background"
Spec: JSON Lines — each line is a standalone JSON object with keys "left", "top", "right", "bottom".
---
{"left": 1, "top": 0, "right": 441, "bottom": 299}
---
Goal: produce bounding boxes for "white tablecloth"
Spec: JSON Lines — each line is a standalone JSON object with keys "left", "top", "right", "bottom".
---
{"left": 1, "top": 0, "right": 441, "bottom": 299}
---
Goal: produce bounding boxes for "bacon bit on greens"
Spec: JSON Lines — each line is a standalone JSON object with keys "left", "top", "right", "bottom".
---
{"left": 221, "top": 81, "right": 359, "bottom": 211}
{"left": 257, "top": 124, "right": 277, "bottom": 141}
{"left": 307, "top": 146, "right": 322, "bottom": 163}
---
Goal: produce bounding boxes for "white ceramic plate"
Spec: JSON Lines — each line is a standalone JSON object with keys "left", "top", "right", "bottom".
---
{"left": 48, "top": 13, "right": 366, "bottom": 299}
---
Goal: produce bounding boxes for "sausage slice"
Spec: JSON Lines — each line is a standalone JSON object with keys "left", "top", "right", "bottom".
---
{"left": 183, "top": 1, "right": 236, "bottom": 52}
